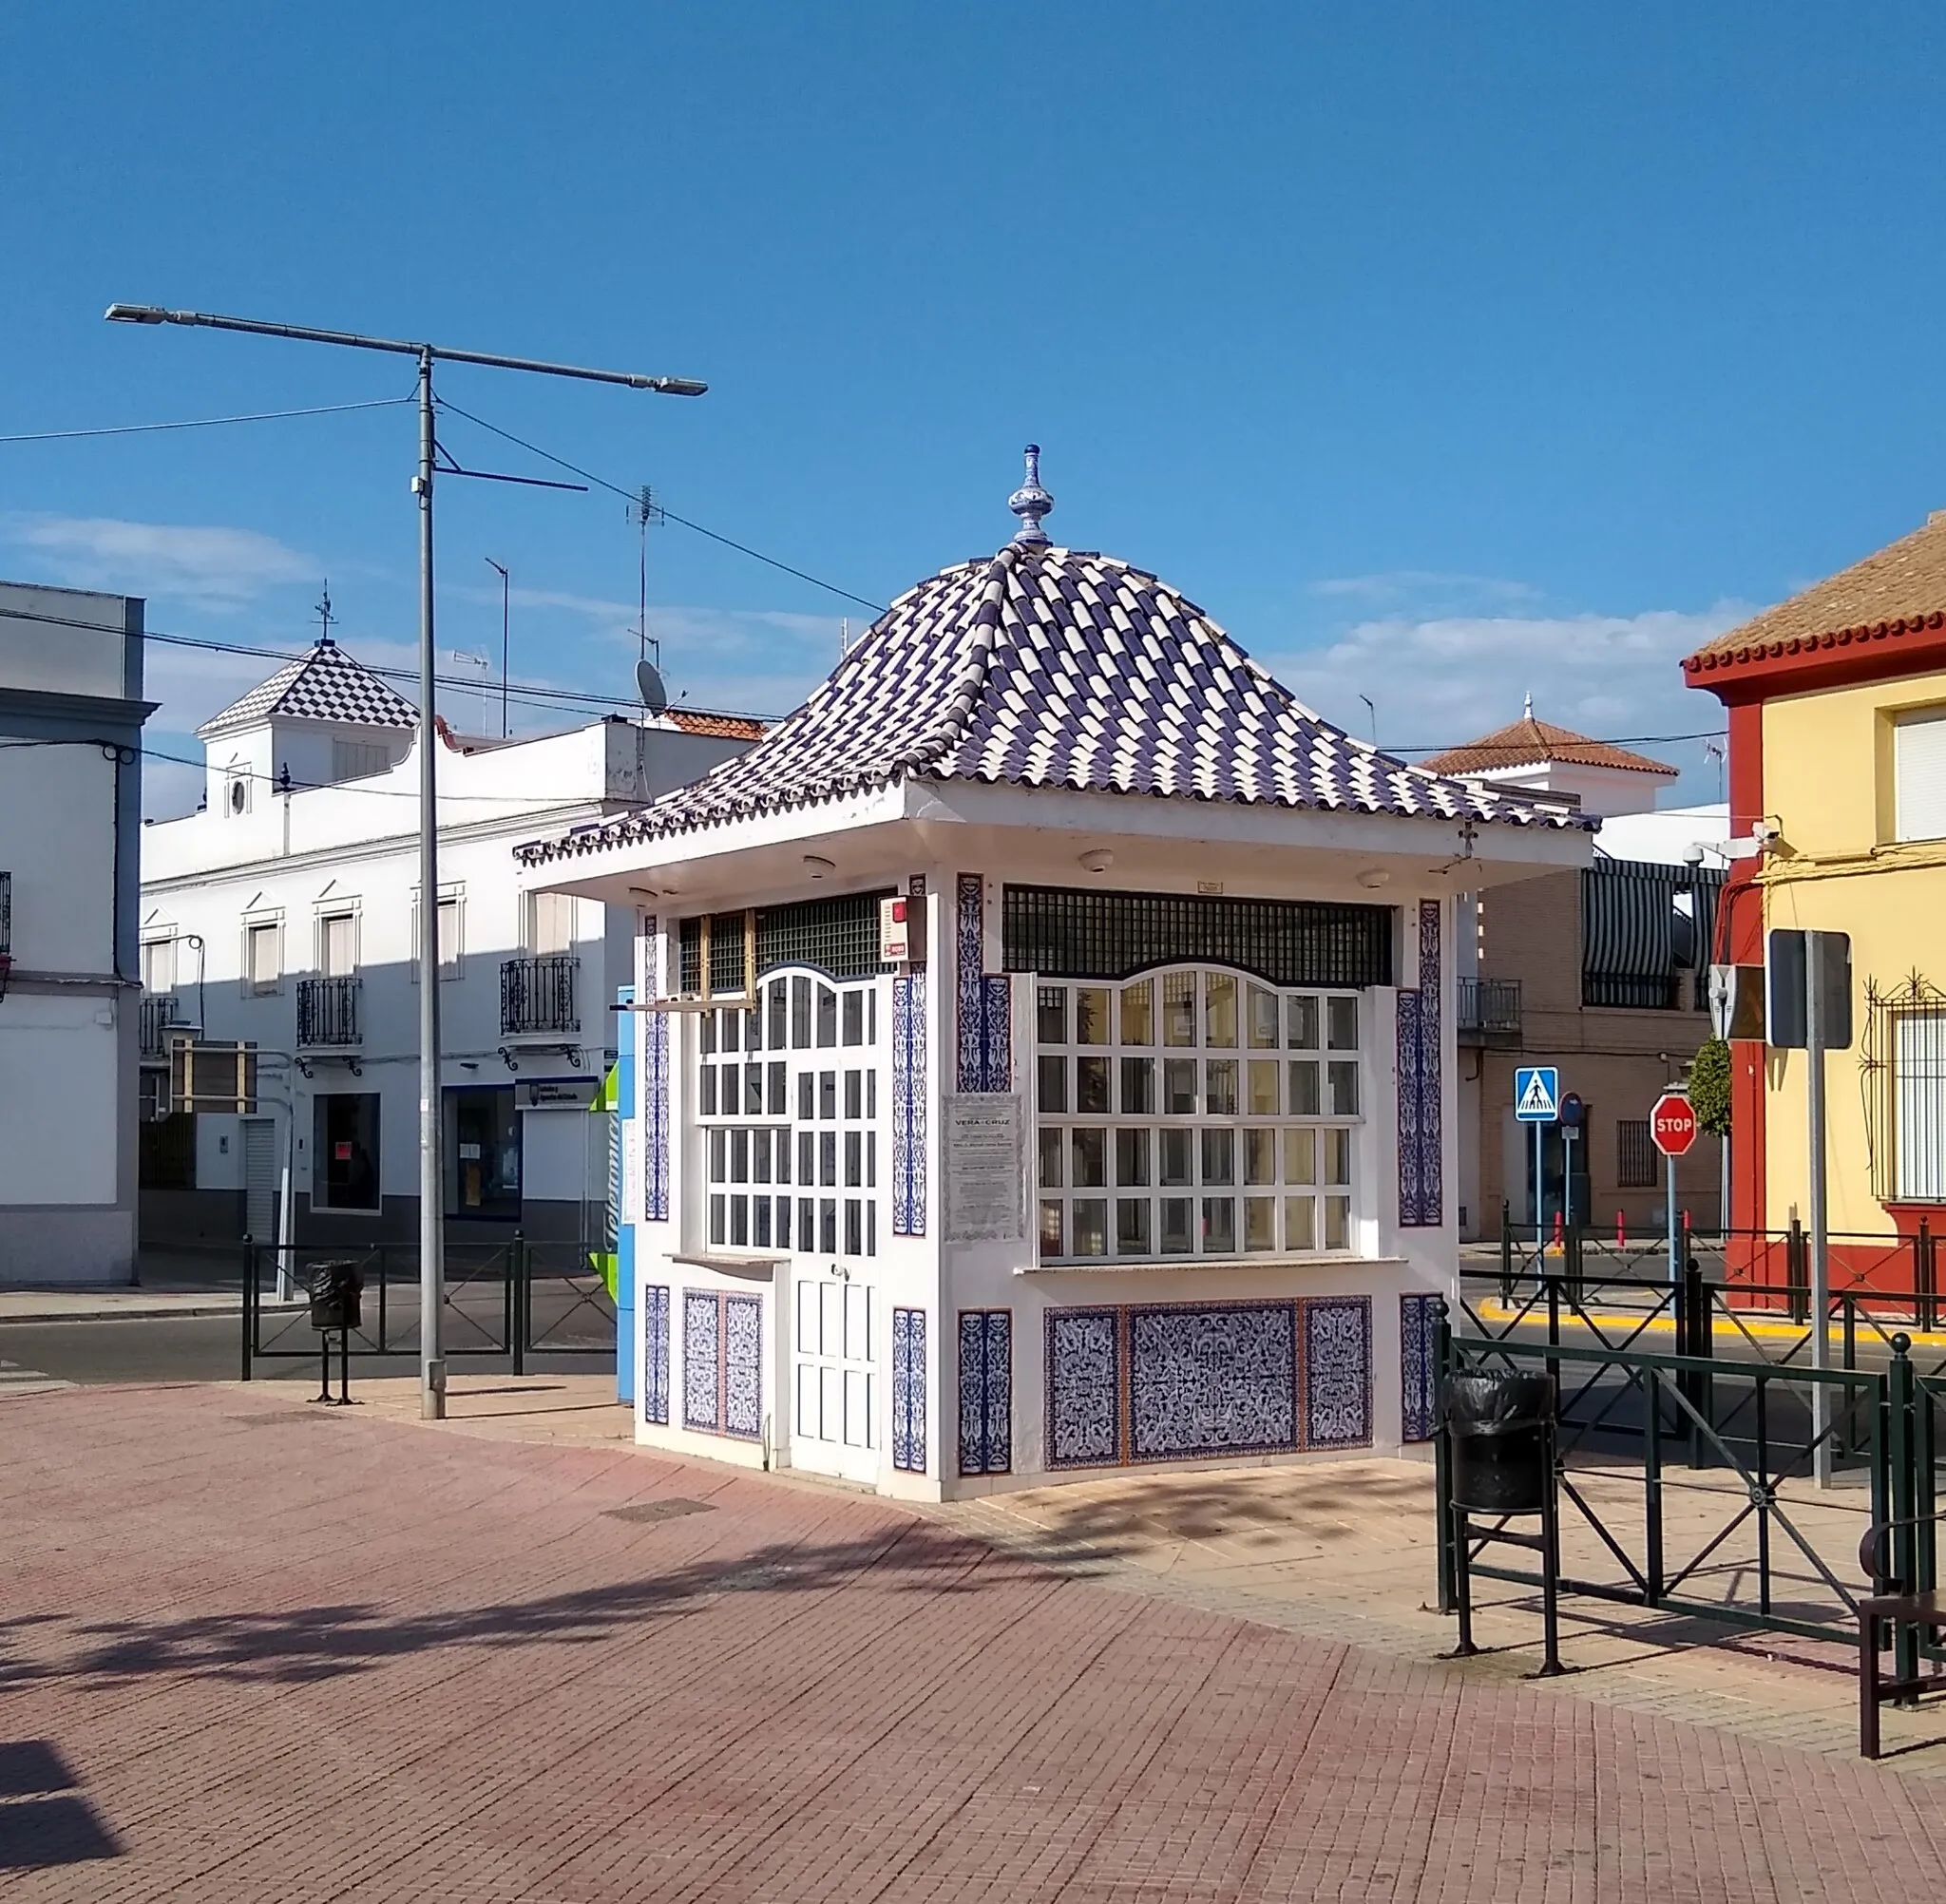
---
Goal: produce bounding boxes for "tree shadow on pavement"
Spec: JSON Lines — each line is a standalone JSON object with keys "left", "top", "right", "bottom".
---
{"left": 0, "top": 1522, "right": 1061, "bottom": 1692}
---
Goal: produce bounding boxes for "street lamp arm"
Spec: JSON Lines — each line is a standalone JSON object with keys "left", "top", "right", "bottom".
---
{"left": 105, "top": 303, "right": 705, "bottom": 392}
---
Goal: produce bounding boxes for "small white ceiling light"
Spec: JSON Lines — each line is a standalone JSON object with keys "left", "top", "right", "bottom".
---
{"left": 803, "top": 854, "right": 836, "bottom": 881}
{"left": 1356, "top": 867, "right": 1391, "bottom": 889}
{"left": 1078, "top": 847, "right": 1114, "bottom": 875}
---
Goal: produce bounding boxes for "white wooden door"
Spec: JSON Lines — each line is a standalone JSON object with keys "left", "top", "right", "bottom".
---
{"left": 792, "top": 1276, "right": 876, "bottom": 1483}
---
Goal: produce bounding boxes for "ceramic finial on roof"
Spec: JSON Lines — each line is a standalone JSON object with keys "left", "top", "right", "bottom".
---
{"left": 1008, "top": 444, "right": 1054, "bottom": 547}
{"left": 1523, "top": 690, "right": 1534, "bottom": 720}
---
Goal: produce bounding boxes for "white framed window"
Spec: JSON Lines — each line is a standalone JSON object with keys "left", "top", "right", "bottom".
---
{"left": 1895, "top": 1008, "right": 1946, "bottom": 1202}
{"left": 410, "top": 891, "right": 465, "bottom": 981}
{"left": 243, "top": 918, "right": 282, "bottom": 995}
{"left": 141, "top": 935, "right": 176, "bottom": 995}
{"left": 1034, "top": 967, "right": 1363, "bottom": 1262}
{"left": 319, "top": 911, "right": 358, "bottom": 979}
{"left": 528, "top": 890, "right": 576, "bottom": 956}
{"left": 695, "top": 971, "right": 881, "bottom": 1260}
{"left": 1895, "top": 707, "right": 1946, "bottom": 844}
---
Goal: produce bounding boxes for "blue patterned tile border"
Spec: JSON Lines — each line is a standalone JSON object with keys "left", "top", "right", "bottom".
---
{"left": 1400, "top": 1292, "right": 1439, "bottom": 1443}
{"left": 644, "top": 928, "right": 670, "bottom": 1221}
{"left": 683, "top": 1289, "right": 719, "bottom": 1432}
{"left": 1397, "top": 899, "right": 1443, "bottom": 1228}
{"left": 1129, "top": 1302, "right": 1297, "bottom": 1461}
{"left": 1303, "top": 1296, "right": 1373, "bottom": 1449}
{"left": 956, "top": 872, "right": 1011, "bottom": 1092}
{"left": 1045, "top": 1308, "right": 1121, "bottom": 1468}
{"left": 643, "top": 1285, "right": 671, "bottom": 1425}
{"left": 724, "top": 1294, "right": 762, "bottom": 1439}
{"left": 892, "top": 1306, "right": 927, "bottom": 1473}
{"left": 892, "top": 974, "right": 927, "bottom": 1235}
{"left": 957, "top": 1309, "right": 1012, "bottom": 1475}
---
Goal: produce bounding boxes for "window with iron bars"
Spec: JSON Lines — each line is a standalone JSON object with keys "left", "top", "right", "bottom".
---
{"left": 1863, "top": 975, "right": 1946, "bottom": 1203}
{"left": 1616, "top": 1119, "right": 1657, "bottom": 1189}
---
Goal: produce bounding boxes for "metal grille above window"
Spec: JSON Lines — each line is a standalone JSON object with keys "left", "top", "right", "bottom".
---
{"left": 678, "top": 890, "right": 896, "bottom": 993}
{"left": 1002, "top": 885, "right": 1392, "bottom": 990}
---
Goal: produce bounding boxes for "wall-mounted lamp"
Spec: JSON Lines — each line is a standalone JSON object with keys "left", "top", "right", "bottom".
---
{"left": 1356, "top": 867, "right": 1391, "bottom": 890}
{"left": 803, "top": 854, "right": 836, "bottom": 881}
{"left": 1078, "top": 847, "right": 1114, "bottom": 875}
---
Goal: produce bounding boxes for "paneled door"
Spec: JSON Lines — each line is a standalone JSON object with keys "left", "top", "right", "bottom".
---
{"left": 792, "top": 1275, "right": 876, "bottom": 1484}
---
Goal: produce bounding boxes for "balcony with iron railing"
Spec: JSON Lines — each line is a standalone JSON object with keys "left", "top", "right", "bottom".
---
{"left": 1457, "top": 977, "right": 1522, "bottom": 1045}
{"left": 297, "top": 975, "right": 363, "bottom": 1048}
{"left": 139, "top": 992, "right": 183, "bottom": 1058}
{"left": 501, "top": 955, "right": 580, "bottom": 1038}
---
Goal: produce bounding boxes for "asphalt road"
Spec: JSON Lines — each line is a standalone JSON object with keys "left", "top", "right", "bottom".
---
{"left": 0, "top": 1279, "right": 617, "bottom": 1388}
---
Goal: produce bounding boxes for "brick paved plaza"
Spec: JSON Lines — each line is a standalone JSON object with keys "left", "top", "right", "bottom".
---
{"left": 8, "top": 1380, "right": 1946, "bottom": 1901}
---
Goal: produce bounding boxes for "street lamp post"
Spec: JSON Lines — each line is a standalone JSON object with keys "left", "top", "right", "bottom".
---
{"left": 106, "top": 303, "right": 705, "bottom": 1418}
{"left": 486, "top": 558, "right": 510, "bottom": 739}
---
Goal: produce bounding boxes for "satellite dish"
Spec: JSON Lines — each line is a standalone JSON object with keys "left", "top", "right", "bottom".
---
{"left": 635, "top": 658, "right": 668, "bottom": 715}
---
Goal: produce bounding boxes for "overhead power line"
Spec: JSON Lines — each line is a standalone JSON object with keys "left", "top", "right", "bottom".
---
{"left": 0, "top": 395, "right": 414, "bottom": 444}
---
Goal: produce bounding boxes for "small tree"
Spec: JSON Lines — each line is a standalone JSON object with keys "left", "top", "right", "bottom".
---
{"left": 1688, "top": 1037, "right": 1732, "bottom": 1137}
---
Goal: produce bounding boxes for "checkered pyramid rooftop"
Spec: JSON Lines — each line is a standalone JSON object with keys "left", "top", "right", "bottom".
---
{"left": 521, "top": 523, "right": 1593, "bottom": 866}
{"left": 199, "top": 638, "right": 419, "bottom": 737}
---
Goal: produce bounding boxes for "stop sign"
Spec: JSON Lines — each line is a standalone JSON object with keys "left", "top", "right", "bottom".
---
{"left": 1650, "top": 1091, "right": 1698, "bottom": 1157}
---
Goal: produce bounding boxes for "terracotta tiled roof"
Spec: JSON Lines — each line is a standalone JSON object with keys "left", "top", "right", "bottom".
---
{"left": 198, "top": 639, "right": 418, "bottom": 737}
{"left": 666, "top": 709, "right": 768, "bottom": 741}
{"left": 518, "top": 542, "right": 1595, "bottom": 866}
{"left": 1420, "top": 715, "right": 1677, "bottom": 780}
{"left": 1686, "top": 511, "right": 1946, "bottom": 668}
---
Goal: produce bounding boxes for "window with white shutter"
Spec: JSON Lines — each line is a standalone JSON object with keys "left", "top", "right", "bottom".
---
{"left": 1894, "top": 708, "right": 1946, "bottom": 843}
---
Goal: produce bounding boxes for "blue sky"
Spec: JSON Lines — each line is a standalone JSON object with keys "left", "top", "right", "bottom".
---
{"left": 7, "top": 2, "right": 1946, "bottom": 813}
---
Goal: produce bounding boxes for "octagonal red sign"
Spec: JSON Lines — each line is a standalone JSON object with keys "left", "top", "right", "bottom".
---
{"left": 1650, "top": 1092, "right": 1698, "bottom": 1157}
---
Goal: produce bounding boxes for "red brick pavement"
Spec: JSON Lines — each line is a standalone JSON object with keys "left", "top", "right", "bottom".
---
{"left": 4, "top": 1382, "right": 1944, "bottom": 1902}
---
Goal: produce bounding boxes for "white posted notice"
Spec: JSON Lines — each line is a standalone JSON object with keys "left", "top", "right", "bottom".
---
{"left": 944, "top": 1094, "right": 1025, "bottom": 1243}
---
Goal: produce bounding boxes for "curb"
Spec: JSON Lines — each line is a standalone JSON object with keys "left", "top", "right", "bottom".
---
{"left": 0, "top": 1301, "right": 310, "bottom": 1326}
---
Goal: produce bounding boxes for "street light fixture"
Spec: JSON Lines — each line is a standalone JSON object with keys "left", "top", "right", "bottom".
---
{"left": 107, "top": 301, "right": 706, "bottom": 1418}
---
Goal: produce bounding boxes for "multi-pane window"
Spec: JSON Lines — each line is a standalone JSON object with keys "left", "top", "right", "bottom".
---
{"left": 1035, "top": 967, "right": 1362, "bottom": 1262}
{"left": 696, "top": 971, "right": 881, "bottom": 1257}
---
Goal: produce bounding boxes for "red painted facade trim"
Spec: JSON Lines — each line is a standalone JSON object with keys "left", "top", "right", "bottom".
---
{"left": 1684, "top": 616, "right": 1946, "bottom": 706}
{"left": 1724, "top": 700, "right": 1766, "bottom": 1244}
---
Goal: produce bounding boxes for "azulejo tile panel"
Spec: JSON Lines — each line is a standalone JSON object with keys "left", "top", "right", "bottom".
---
{"left": 1398, "top": 900, "right": 1443, "bottom": 1228}
{"left": 957, "top": 1309, "right": 1012, "bottom": 1475}
{"left": 1303, "top": 1295, "right": 1373, "bottom": 1448}
{"left": 1129, "top": 1303, "right": 1297, "bottom": 1461}
{"left": 1044, "top": 1297, "right": 1375, "bottom": 1469}
{"left": 892, "top": 975, "right": 927, "bottom": 1235}
{"left": 643, "top": 1284, "right": 671, "bottom": 1426}
{"left": 956, "top": 872, "right": 1011, "bottom": 1092}
{"left": 1045, "top": 1309, "right": 1120, "bottom": 1469}
{"left": 723, "top": 1294, "right": 763, "bottom": 1440}
{"left": 1400, "top": 1292, "right": 1439, "bottom": 1443}
{"left": 892, "top": 1306, "right": 927, "bottom": 1473}
{"left": 683, "top": 1289, "right": 719, "bottom": 1432}
{"left": 644, "top": 998, "right": 671, "bottom": 1222}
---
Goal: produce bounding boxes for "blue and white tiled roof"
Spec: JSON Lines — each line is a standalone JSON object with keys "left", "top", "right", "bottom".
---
{"left": 519, "top": 457, "right": 1594, "bottom": 865}
{"left": 198, "top": 638, "right": 419, "bottom": 737}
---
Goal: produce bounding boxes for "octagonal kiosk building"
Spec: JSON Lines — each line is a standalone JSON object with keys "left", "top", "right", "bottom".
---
{"left": 518, "top": 454, "right": 1594, "bottom": 1496}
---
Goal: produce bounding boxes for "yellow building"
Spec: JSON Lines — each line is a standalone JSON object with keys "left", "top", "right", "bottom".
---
{"left": 1685, "top": 511, "right": 1946, "bottom": 1280}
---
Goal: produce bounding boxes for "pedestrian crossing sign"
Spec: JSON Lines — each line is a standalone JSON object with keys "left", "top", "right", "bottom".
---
{"left": 1515, "top": 1066, "right": 1559, "bottom": 1123}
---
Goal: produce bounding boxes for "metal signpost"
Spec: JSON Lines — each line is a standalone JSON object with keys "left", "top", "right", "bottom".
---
{"left": 1650, "top": 1088, "right": 1698, "bottom": 1286}
{"left": 1515, "top": 1066, "right": 1559, "bottom": 1250}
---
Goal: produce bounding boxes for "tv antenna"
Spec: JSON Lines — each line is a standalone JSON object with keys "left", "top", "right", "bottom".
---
{"left": 630, "top": 485, "right": 667, "bottom": 714}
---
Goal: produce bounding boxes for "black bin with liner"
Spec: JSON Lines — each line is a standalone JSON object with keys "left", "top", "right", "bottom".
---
{"left": 306, "top": 1260, "right": 365, "bottom": 1334}
{"left": 1440, "top": 1371, "right": 1555, "bottom": 1514}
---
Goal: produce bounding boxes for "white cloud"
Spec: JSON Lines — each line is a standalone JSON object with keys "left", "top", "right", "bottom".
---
{"left": 1308, "top": 570, "right": 1543, "bottom": 608}
{"left": 1259, "top": 601, "right": 1754, "bottom": 791}
{"left": 3, "top": 514, "right": 314, "bottom": 607}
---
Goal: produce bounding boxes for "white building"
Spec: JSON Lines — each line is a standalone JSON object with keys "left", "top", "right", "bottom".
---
{"left": 521, "top": 453, "right": 1595, "bottom": 1496}
{"left": 138, "top": 634, "right": 755, "bottom": 1250}
{"left": 0, "top": 581, "right": 154, "bottom": 1285}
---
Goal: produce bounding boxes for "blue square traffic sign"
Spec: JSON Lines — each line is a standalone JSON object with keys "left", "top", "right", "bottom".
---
{"left": 1514, "top": 1067, "right": 1559, "bottom": 1123}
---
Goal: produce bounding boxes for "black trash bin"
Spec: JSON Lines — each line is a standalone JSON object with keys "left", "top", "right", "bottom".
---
{"left": 1440, "top": 1371, "right": 1555, "bottom": 1514}
{"left": 306, "top": 1260, "right": 364, "bottom": 1334}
